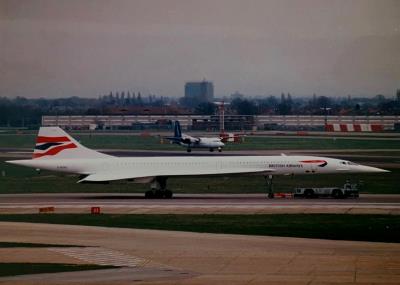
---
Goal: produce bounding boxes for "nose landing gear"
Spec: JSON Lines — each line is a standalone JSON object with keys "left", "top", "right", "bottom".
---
{"left": 145, "top": 176, "right": 173, "bottom": 199}
{"left": 264, "top": 175, "right": 274, "bottom": 198}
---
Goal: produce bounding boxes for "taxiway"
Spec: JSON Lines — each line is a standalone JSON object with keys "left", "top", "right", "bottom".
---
{"left": 1, "top": 222, "right": 400, "bottom": 284}
{"left": 0, "top": 193, "right": 399, "bottom": 214}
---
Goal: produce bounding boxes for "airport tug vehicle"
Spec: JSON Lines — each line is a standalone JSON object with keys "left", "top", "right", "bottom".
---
{"left": 294, "top": 181, "right": 360, "bottom": 199}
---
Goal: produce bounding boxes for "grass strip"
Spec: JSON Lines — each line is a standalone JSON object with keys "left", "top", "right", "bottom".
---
{"left": 0, "top": 214, "right": 399, "bottom": 243}
{"left": 0, "top": 263, "right": 116, "bottom": 277}
{"left": 0, "top": 242, "right": 84, "bottom": 248}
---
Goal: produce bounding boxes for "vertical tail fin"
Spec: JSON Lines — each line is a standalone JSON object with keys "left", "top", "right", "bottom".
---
{"left": 174, "top": 121, "right": 182, "bottom": 138}
{"left": 33, "top": 127, "right": 110, "bottom": 159}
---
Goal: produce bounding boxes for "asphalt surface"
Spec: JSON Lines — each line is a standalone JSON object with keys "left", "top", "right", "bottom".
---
{"left": 1, "top": 222, "right": 400, "bottom": 284}
{"left": 1, "top": 193, "right": 400, "bottom": 214}
{"left": 1, "top": 134, "right": 399, "bottom": 284}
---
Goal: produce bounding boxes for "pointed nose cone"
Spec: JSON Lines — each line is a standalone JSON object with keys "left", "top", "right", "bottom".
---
{"left": 6, "top": 160, "right": 23, "bottom": 165}
{"left": 6, "top": 160, "right": 34, "bottom": 167}
{"left": 359, "top": 165, "right": 390, "bottom": 173}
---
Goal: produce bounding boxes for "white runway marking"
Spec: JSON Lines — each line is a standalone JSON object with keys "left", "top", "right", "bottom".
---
{"left": 49, "top": 247, "right": 145, "bottom": 267}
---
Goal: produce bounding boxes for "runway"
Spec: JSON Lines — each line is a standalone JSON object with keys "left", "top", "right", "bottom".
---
{"left": 1, "top": 222, "right": 400, "bottom": 284}
{"left": 1, "top": 193, "right": 400, "bottom": 214}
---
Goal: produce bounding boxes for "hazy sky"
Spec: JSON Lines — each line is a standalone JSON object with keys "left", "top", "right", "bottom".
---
{"left": 1, "top": 0, "right": 399, "bottom": 98}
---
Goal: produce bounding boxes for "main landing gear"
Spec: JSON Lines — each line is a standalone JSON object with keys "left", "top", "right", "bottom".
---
{"left": 145, "top": 177, "right": 173, "bottom": 199}
{"left": 264, "top": 175, "right": 274, "bottom": 198}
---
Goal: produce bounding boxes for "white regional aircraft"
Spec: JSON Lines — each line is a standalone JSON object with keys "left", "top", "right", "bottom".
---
{"left": 7, "top": 127, "right": 388, "bottom": 199}
{"left": 165, "top": 121, "right": 225, "bottom": 152}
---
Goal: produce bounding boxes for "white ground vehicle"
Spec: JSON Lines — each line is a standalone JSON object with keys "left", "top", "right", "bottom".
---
{"left": 294, "top": 183, "right": 360, "bottom": 198}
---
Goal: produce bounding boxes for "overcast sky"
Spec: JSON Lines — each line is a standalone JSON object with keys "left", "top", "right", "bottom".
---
{"left": 1, "top": 0, "right": 399, "bottom": 98}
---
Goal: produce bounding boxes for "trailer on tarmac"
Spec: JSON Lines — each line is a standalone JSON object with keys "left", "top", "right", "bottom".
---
{"left": 293, "top": 182, "right": 360, "bottom": 199}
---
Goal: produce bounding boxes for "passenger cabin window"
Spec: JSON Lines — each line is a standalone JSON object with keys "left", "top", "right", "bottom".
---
{"left": 341, "top": 161, "right": 357, "bottom": 165}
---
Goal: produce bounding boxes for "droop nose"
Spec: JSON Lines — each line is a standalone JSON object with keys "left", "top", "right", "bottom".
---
{"left": 357, "top": 165, "right": 390, "bottom": 173}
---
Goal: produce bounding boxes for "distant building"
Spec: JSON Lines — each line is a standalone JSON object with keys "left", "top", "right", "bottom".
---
{"left": 42, "top": 115, "right": 399, "bottom": 131}
{"left": 104, "top": 105, "right": 190, "bottom": 115}
{"left": 183, "top": 80, "right": 214, "bottom": 107}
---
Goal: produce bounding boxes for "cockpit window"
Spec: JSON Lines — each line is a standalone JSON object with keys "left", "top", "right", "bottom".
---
{"left": 340, "top": 161, "right": 358, "bottom": 165}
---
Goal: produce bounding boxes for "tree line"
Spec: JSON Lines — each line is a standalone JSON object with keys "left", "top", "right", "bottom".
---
{"left": 0, "top": 90, "right": 399, "bottom": 128}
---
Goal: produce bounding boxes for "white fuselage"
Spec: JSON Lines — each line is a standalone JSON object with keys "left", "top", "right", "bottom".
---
{"left": 179, "top": 135, "right": 224, "bottom": 149}
{"left": 9, "top": 127, "right": 387, "bottom": 188}
{"left": 10, "top": 155, "right": 386, "bottom": 183}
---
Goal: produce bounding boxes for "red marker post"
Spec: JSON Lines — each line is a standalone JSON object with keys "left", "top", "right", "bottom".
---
{"left": 91, "top": 207, "right": 101, "bottom": 214}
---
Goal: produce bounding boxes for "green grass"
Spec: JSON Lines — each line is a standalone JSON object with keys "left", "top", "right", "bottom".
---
{"left": 0, "top": 263, "right": 116, "bottom": 277}
{"left": 0, "top": 214, "right": 399, "bottom": 243}
{"left": 0, "top": 133, "right": 399, "bottom": 150}
{"left": 0, "top": 242, "right": 83, "bottom": 248}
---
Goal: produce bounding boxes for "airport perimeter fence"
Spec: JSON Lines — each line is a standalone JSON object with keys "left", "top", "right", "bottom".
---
{"left": 42, "top": 115, "right": 400, "bottom": 132}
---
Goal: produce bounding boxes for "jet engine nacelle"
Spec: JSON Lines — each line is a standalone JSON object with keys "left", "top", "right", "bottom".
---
{"left": 182, "top": 137, "right": 200, "bottom": 144}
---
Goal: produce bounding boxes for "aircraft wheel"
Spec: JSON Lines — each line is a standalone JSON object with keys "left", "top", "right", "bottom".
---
{"left": 145, "top": 190, "right": 154, "bottom": 199}
{"left": 187, "top": 148, "right": 191, "bottom": 153}
{"left": 164, "top": 190, "right": 173, "bottom": 199}
{"left": 218, "top": 148, "right": 222, "bottom": 152}
{"left": 154, "top": 190, "right": 164, "bottom": 199}
{"left": 209, "top": 148, "right": 214, "bottom": 152}
{"left": 332, "top": 189, "right": 344, "bottom": 199}
{"left": 304, "top": 189, "right": 314, "bottom": 199}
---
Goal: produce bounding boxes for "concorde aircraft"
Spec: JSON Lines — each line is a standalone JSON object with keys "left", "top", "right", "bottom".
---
{"left": 165, "top": 121, "right": 225, "bottom": 152}
{"left": 7, "top": 127, "right": 388, "bottom": 199}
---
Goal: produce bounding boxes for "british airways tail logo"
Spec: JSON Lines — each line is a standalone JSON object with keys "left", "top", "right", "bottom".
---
{"left": 33, "top": 136, "right": 77, "bottom": 158}
{"left": 300, "top": 160, "right": 328, "bottom": 167}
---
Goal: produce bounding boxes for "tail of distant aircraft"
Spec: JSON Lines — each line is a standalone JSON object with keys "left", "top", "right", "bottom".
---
{"left": 33, "top": 127, "right": 110, "bottom": 159}
{"left": 164, "top": 121, "right": 184, "bottom": 144}
{"left": 174, "top": 121, "right": 182, "bottom": 138}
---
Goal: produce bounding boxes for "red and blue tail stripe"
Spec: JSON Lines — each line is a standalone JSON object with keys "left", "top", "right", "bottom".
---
{"left": 33, "top": 136, "right": 77, "bottom": 159}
